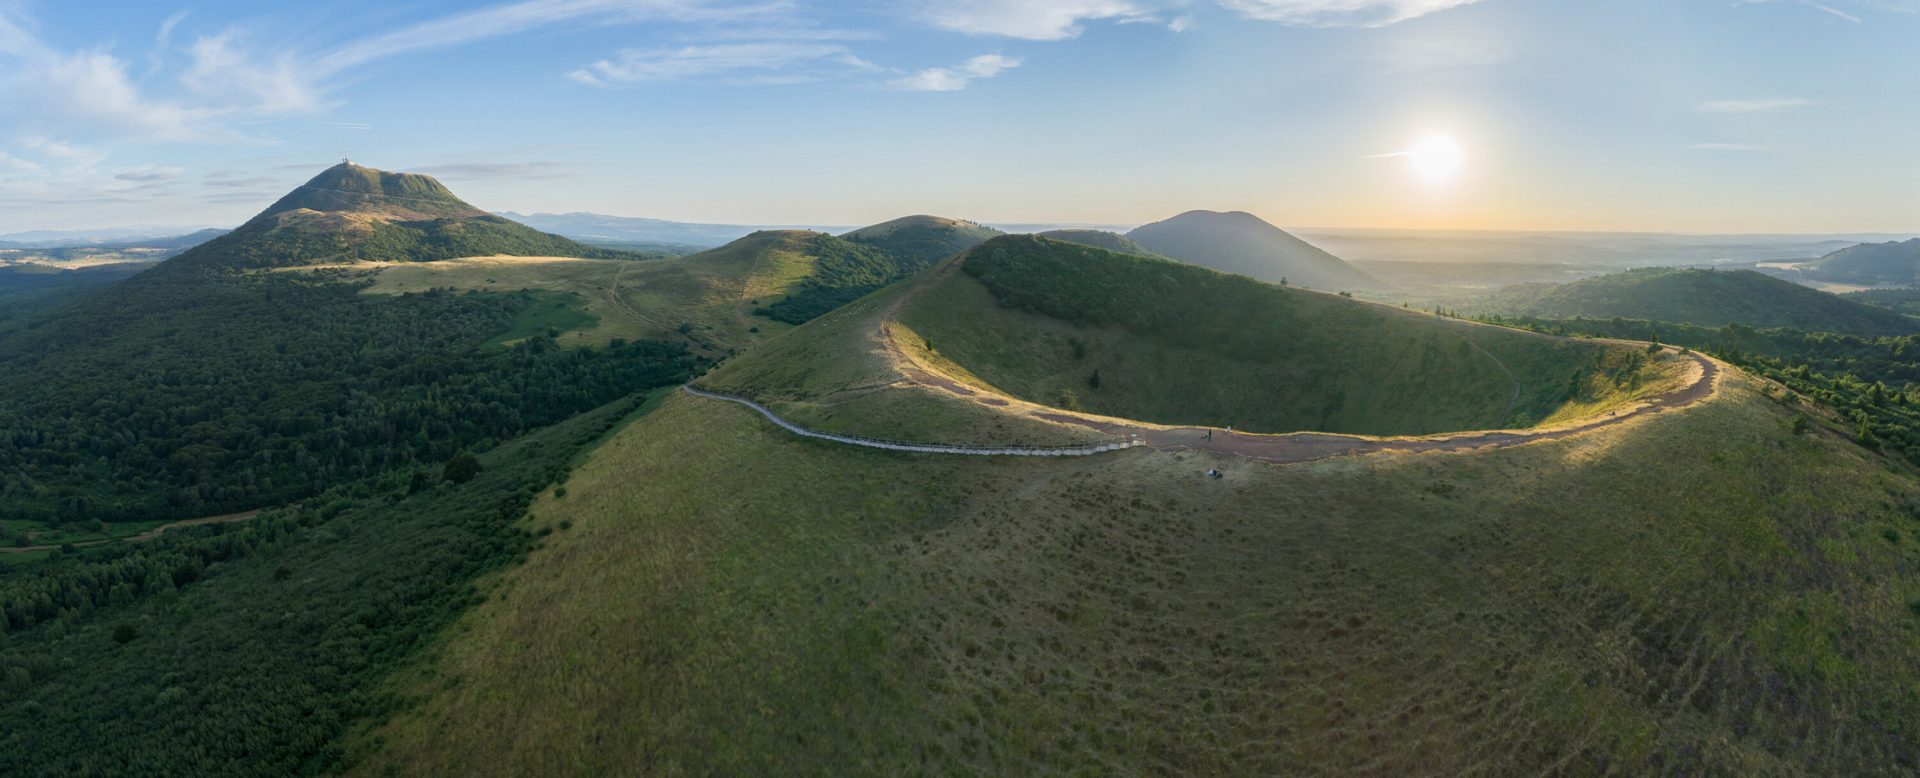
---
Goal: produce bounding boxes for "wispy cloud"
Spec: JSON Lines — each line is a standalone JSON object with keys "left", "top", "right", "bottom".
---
{"left": 916, "top": 1, "right": 1164, "bottom": 40}
{"left": 1689, "top": 142, "right": 1771, "bottom": 152}
{"left": 0, "top": 1, "right": 787, "bottom": 145}
{"left": 311, "top": 0, "right": 780, "bottom": 76}
{"left": 569, "top": 43, "right": 875, "bottom": 85}
{"left": 1696, "top": 97, "right": 1812, "bottom": 113}
{"left": 114, "top": 165, "right": 187, "bottom": 182}
{"left": 889, "top": 53, "right": 1022, "bottom": 91}
{"left": 1218, "top": 0, "right": 1486, "bottom": 27}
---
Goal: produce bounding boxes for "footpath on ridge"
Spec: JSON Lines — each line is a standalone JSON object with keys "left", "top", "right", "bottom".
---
{"left": 687, "top": 255, "right": 1724, "bottom": 465}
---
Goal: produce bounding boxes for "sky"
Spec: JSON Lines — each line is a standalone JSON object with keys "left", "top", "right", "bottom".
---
{"left": 0, "top": 0, "right": 1917, "bottom": 234}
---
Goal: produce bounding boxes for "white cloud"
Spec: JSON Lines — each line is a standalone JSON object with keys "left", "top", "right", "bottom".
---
{"left": 0, "top": 151, "right": 42, "bottom": 174}
{"left": 889, "top": 53, "right": 1022, "bottom": 91}
{"left": 1689, "top": 143, "right": 1770, "bottom": 152}
{"left": 569, "top": 43, "right": 874, "bottom": 85}
{"left": 0, "top": 1, "right": 786, "bottom": 145}
{"left": 1696, "top": 97, "right": 1812, "bottom": 113}
{"left": 917, "top": 0, "right": 1161, "bottom": 40}
{"left": 182, "top": 31, "right": 328, "bottom": 115}
{"left": 1218, "top": 0, "right": 1485, "bottom": 27}
{"left": 312, "top": 0, "right": 778, "bottom": 76}
{"left": 0, "top": 13, "right": 218, "bottom": 142}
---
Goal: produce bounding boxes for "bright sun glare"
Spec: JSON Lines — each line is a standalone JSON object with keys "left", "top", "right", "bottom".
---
{"left": 1405, "top": 133, "right": 1466, "bottom": 187}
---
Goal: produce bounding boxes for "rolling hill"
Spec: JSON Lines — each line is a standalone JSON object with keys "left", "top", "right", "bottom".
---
{"left": 1034, "top": 228, "right": 1162, "bottom": 257}
{"left": 1127, "top": 210, "right": 1378, "bottom": 291}
{"left": 842, "top": 214, "right": 1003, "bottom": 267}
{"left": 1472, "top": 267, "right": 1920, "bottom": 336}
{"left": 1802, "top": 238, "right": 1920, "bottom": 286}
{"left": 358, "top": 228, "right": 937, "bottom": 356}
{"left": 340, "top": 235, "right": 1920, "bottom": 775}
{"left": 159, "top": 163, "right": 634, "bottom": 274}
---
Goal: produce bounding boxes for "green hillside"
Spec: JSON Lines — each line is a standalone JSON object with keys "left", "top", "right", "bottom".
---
{"left": 842, "top": 214, "right": 1003, "bottom": 267}
{"left": 1472, "top": 267, "right": 1920, "bottom": 336}
{"left": 904, "top": 236, "right": 1666, "bottom": 435}
{"left": 160, "top": 163, "right": 636, "bottom": 274}
{"left": 1804, "top": 238, "right": 1920, "bottom": 286}
{"left": 346, "top": 351, "right": 1920, "bottom": 775}
{"left": 359, "top": 229, "right": 921, "bottom": 357}
{"left": 1034, "top": 229, "right": 1162, "bottom": 257}
{"left": 1126, "top": 210, "right": 1378, "bottom": 291}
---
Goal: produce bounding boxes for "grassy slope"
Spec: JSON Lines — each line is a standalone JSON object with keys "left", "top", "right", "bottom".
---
{"left": 1475, "top": 268, "right": 1920, "bottom": 336}
{"left": 908, "top": 237, "right": 1668, "bottom": 435}
{"left": 842, "top": 215, "right": 1003, "bottom": 267}
{"left": 695, "top": 273, "right": 1107, "bottom": 447}
{"left": 351, "top": 373, "right": 1920, "bottom": 775}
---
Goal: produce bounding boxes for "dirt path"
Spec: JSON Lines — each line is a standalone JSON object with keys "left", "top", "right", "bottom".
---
{"left": 2, "top": 509, "right": 263, "bottom": 554}
{"left": 865, "top": 254, "right": 1725, "bottom": 465}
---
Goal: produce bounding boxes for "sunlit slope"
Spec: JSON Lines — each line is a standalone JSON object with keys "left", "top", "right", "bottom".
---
{"left": 350, "top": 369, "right": 1920, "bottom": 775}
{"left": 905, "top": 236, "right": 1673, "bottom": 435}
{"left": 361, "top": 229, "right": 874, "bottom": 354}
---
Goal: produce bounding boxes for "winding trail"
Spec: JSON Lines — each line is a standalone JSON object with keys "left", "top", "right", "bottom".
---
{"left": 690, "top": 254, "right": 1725, "bottom": 465}
{"left": 683, "top": 386, "right": 1138, "bottom": 456}
{"left": 2, "top": 509, "right": 262, "bottom": 554}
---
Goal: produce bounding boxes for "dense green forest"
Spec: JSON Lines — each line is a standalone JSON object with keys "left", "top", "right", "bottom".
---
{"left": 0, "top": 264, "right": 145, "bottom": 319}
{"left": 0, "top": 392, "right": 658, "bottom": 775}
{"left": 757, "top": 234, "right": 912, "bottom": 324}
{"left": 0, "top": 270, "right": 698, "bottom": 527}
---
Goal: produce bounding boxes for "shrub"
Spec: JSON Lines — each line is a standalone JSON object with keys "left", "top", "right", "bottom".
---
{"left": 443, "top": 451, "right": 483, "bottom": 485}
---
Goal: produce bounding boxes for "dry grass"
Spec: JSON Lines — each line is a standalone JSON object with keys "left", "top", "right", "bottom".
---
{"left": 347, "top": 372, "right": 1920, "bottom": 775}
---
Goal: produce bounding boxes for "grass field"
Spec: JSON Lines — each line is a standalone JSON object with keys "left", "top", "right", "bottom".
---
{"left": 347, "top": 370, "right": 1920, "bottom": 775}
{"left": 920, "top": 236, "right": 1680, "bottom": 436}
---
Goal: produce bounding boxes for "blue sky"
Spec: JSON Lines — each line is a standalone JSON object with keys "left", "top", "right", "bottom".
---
{"left": 0, "top": 0, "right": 1916, "bottom": 233}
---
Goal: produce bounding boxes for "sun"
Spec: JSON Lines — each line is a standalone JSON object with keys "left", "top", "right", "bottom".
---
{"left": 1405, "top": 133, "right": 1466, "bottom": 187}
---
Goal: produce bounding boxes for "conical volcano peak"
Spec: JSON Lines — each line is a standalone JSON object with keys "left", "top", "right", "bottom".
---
{"left": 248, "top": 162, "right": 486, "bottom": 225}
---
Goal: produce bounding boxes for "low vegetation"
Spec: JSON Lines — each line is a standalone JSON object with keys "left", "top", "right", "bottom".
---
{"left": 348, "top": 370, "right": 1920, "bottom": 775}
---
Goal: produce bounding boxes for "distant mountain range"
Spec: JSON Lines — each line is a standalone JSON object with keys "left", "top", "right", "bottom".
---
{"left": 0, "top": 226, "right": 229, "bottom": 249}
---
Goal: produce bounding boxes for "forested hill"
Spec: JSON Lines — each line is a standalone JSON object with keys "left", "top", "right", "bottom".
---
{"left": 841, "top": 215, "right": 1003, "bottom": 267}
{"left": 0, "top": 164, "right": 701, "bottom": 527}
{"left": 1471, "top": 267, "right": 1920, "bottom": 337}
{"left": 156, "top": 163, "right": 641, "bottom": 273}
